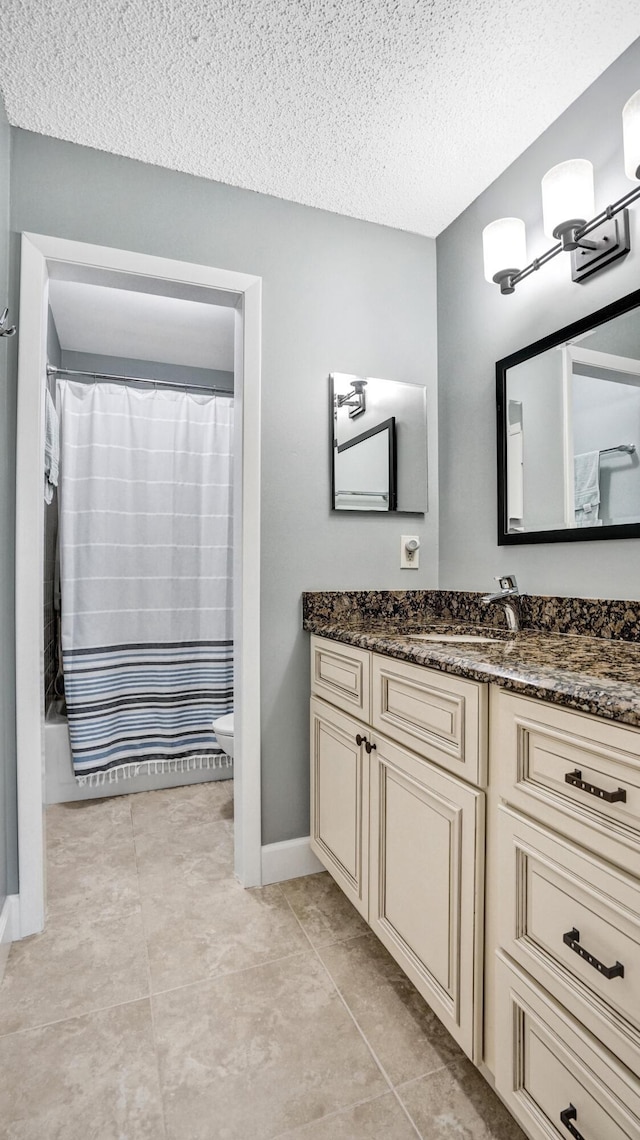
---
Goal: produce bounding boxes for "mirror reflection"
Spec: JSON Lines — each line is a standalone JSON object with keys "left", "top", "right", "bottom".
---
{"left": 499, "top": 293, "right": 640, "bottom": 542}
{"left": 330, "top": 372, "right": 427, "bottom": 513}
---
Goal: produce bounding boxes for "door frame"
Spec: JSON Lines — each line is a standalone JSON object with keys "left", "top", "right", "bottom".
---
{"left": 15, "top": 232, "right": 262, "bottom": 937}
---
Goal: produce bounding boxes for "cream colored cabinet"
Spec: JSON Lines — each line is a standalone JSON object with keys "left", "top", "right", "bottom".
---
{"left": 489, "top": 688, "right": 640, "bottom": 1140}
{"left": 372, "top": 653, "right": 488, "bottom": 785}
{"left": 495, "top": 952, "right": 640, "bottom": 1140}
{"left": 368, "top": 732, "right": 484, "bottom": 1059}
{"left": 310, "top": 636, "right": 371, "bottom": 721}
{"left": 309, "top": 695, "right": 370, "bottom": 919}
{"left": 309, "top": 635, "right": 487, "bottom": 1063}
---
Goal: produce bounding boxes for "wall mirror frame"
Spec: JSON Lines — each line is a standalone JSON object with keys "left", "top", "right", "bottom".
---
{"left": 330, "top": 372, "right": 427, "bottom": 514}
{"left": 496, "top": 286, "right": 640, "bottom": 545}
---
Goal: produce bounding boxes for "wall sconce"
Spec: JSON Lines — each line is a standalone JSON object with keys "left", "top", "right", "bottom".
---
{"left": 0, "top": 306, "right": 16, "bottom": 337}
{"left": 483, "top": 89, "right": 640, "bottom": 294}
{"left": 335, "top": 378, "right": 367, "bottom": 419}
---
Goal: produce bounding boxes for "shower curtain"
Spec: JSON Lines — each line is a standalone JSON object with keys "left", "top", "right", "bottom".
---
{"left": 57, "top": 379, "right": 234, "bottom": 784}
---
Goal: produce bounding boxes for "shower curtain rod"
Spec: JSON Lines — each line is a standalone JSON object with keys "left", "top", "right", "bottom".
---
{"left": 46, "top": 364, "right": 232, "bottom": 396}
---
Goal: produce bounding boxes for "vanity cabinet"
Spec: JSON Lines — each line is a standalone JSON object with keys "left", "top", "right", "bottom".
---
{"left": 309, "top": 635, "right": 487, "bottom": 1061}
{"left": 308, "top": 622, "right": 640, "bottom": 1138}
{"left": 489, "top": 688, "right": 640, "bottom": 1139}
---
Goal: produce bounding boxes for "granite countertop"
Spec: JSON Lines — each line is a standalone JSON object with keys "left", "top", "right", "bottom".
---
{"left": 303, "top": 616, "right": 640, "bottom": 729}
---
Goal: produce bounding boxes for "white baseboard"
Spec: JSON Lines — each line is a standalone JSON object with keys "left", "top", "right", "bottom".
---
{"left": 0, "top": 895, "right": 19, "bottom": 986}
{"left": 261, "top": 837, "right": 324, "bottom": 885}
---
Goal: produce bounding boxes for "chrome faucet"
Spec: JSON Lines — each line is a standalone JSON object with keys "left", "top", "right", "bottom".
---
{"left": 481, "top": 574, "right": 521, "bottom": 631}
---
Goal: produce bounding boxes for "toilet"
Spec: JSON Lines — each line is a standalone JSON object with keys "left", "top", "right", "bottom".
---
{"left": 213, "top": 713, "right": 234, "bottom": 759}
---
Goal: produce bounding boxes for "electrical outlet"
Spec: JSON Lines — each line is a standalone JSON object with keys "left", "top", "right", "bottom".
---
{"left": 400, "top": 535, "right": 420, "bottom": 569}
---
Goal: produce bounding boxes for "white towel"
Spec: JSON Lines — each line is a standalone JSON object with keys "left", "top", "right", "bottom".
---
{"left": 44, "top": 387, "right": 59, "bottom": 504}
{"left": 574, "top": 450, "right": 602, "bottom": 528}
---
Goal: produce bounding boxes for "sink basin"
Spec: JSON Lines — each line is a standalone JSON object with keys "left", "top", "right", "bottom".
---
{"left": 405, "top": 633, "right": 499, "bottom": 644}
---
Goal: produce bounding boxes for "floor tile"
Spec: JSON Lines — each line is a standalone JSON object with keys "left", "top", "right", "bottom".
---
{"left": 318, "top": 933, "right": 463, "bottom": 1085}
{"left": 0, "top": 909, "right": 149, "bottom": 1034}
{"left": 153, "top": 952, "right": 388, "bottom": 1140}
{"left": 131, "top": 779, "right": 233, "bottom": 835}
{"left": 397, "top": 1058, "right": 527, "bottom": 1140}
{"left": 0, "top": 999, "right": 165, "bottom": 1139}
{"left": 46, "top": 794, "right": 134, "bottom": 848}
{"left": 274, "top": 1093, "right": 419, "bottom": 1139}
{"left": 134, "top": 817, "right": 234, "bottom": 886}
{"left": 280, "top": 872, "right": 369, "bottom": 947}
{"left": 46, "top": 830, "right": 141, "bottom": 922}
{"left": 141, "top": 875, "right": 309, "bottom": 992}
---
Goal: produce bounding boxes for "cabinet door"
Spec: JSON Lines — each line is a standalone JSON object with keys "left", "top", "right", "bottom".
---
{"left": 310, "top": 697, "right": 369, "bottom": 919}
{"left": 369, "top": 732, "right": 484, "bottom": 1060}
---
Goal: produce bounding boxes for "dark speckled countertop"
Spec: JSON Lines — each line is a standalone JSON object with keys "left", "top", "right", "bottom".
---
{"left": 302, "top": 591, "right": 640, "bottom": 728}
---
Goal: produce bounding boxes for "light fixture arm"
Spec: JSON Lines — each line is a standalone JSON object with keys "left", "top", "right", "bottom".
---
{"left": 500, "top": 182, "right": 640, "bottom": 294}
{"left": 335, "top": 378, "right": 367, "bottom": 418}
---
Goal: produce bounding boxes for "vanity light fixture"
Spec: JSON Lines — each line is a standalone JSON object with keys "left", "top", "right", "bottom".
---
{"left": 483, "top": 89, "right": 640, "bottom": 294}
{"left": 335, "top": 378, "right": 367, "bottom": 419}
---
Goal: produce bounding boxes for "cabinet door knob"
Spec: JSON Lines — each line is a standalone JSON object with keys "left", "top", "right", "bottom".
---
{"left": 355, "top": 734, "right": 366, "bottom": 747}
{"left": 560, "top": 1104, "right": 585, "bottom": 1140}
{"left": 364, "top": 740, "right": 377, "bottom": 754}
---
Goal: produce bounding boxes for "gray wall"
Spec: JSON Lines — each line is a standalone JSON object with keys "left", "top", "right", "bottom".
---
{"left": 9, "top": 130, "right": 438, "bottom": 847}
{"left": 60, "top": 351, "right": 234, "bottom": 392}
{"left": 437, "top": 37, "right": 640, "bottom": 600}
{"left": 0, "top": 95, "right": 11, "bottom": 906}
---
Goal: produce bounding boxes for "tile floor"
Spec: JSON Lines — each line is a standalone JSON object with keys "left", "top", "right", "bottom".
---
{"left": 0, "top": 781, "right": 525, "bottom": 1139}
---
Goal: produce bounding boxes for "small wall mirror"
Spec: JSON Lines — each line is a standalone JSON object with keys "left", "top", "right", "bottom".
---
{"left": 330, "top": 372, "right": 427, "bottom": 513}
{"left": 497, "top": 288, "right": 640, "bottom": 544}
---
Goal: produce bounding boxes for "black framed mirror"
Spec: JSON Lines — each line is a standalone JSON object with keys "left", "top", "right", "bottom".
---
{"left": 497, "top": 287, "right": 640, "bottom": 544}
{"left": 330, "top": 372, "right": 427, "bottom": 513}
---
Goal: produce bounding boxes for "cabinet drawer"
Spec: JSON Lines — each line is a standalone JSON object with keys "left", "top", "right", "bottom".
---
{"left": 492, "top": 688, "right": 640, "bottom": 876}
{"left": 495, "top": 953, "right": 640, "bottom": 1140}
{"left": 310, "top": 636, "right": 371, "bottom": 720}
{"left": 498, "top": 805, "right": 640, "bottom": 1073}
{"left": 368, "top": 732, "right": 484, "bottom": 1061}
{"left": 372, "top": 654, "right": 487, "bottom": 785}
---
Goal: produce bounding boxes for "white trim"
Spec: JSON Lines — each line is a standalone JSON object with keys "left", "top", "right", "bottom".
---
{"left": 15, "top": 233, "right": 263, "bottom": 937}
{"left": 261, "top": 838, "right": 324, "bottom": 885}
{"left": 0, "top": 895, "right": 19, "bottom": 986}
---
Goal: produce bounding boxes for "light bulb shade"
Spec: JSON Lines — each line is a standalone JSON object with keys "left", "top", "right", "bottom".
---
{"left": 623, "top": 89, "right": 640, "bottom": 180}
{"left": 541, "top": 159, "right": 594, "bottom": 239}
{"left": 482, "top": 218, "right": 527, "bottom": 283}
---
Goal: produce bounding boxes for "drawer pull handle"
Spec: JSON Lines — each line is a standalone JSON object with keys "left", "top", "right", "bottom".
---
{"left": 365, "top": 740, "right": 377, "bottom": 753}
{"left": 355, "top": 734, "right": 367, "bottom": 747}
{"left": 560, "top": 1105, "right": 585, "bottom": 1140}
{"left": 564, "top": 769, "right": 627, "bottom": 803}
{"left": 562, "top": 928, "right": 624, "bottom": 980}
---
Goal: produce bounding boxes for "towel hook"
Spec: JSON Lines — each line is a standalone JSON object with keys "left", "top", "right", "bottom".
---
{"left": 0, "top": 307, "right": 16, "bottom": 338}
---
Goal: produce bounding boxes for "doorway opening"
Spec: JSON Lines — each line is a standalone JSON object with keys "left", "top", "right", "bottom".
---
{"left": 15, "top": 233, "right": 262, "bottom": 938}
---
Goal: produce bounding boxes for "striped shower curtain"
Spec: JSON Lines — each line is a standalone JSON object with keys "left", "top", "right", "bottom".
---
{"left": 58, "top": 379, "right": 234, "bottom": 784}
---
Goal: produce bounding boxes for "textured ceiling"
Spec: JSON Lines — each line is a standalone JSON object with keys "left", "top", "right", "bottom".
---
{"left": 1, "top": 1, "right": 640, "bottom": 236}
{"left": 49, "top": 281, "right": 235, "bottom": 371}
